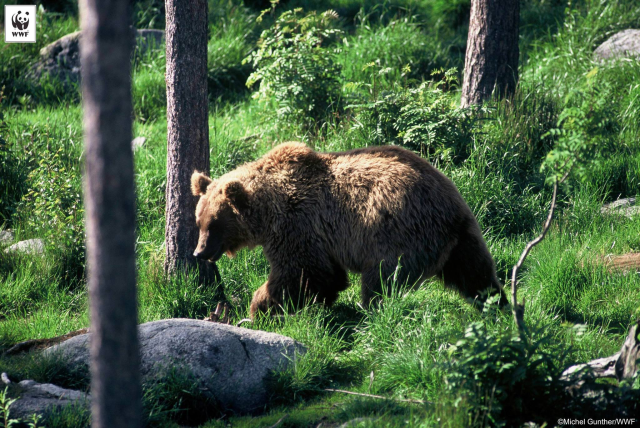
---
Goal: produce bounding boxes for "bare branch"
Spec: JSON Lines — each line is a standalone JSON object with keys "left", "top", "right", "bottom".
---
{"left": 511, "top": 172, "right": 569, "bottom": 332}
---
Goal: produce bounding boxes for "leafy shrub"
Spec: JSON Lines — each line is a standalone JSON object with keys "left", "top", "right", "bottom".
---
{"left": 444, "top": 322, "right": 570, "bottom": 427}
{"left": 349, "top": 68, "right": 477, "bottom": 163}
{"left": 542, "top": 68, "right": 619, "bottom": 185}
{"left": 444, "top": 321, "right": 640, "bottom": 426}
{"left": 245, "top": 8, "right": 343, "bottom": 130}
{"left": 15, "top": 147, "right": 85, "bottom": 282}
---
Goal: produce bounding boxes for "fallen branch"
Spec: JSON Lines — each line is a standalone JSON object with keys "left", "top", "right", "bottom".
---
{"left": 268, "top": 414, "right": 289, "bottom": 428}
{"left": 562, "top": 321, "right": 640, "bottom": 382}
{"left": 602, "top": 252, "right": 640, "bottom": 273}
{"left": 3, "top": 328, "right": 89, "bottom": 356}
{"left": 324, "top": 388, "right": 430, "bottom": 405}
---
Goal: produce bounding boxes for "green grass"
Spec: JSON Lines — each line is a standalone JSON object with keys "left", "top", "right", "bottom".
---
{"left": 1, "top": 0, "right": 640, "bottom": 426}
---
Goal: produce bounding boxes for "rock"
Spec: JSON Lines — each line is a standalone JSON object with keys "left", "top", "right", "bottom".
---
{"left": 339, "top": 417, "right": 378, "bottom": 427}
{"left": 8, "top": 379, "right": 90, "bottom": 421}
{"left": 30, "top": 29, "right": 165, "bottom": 84}
{"left": 131, "top": 136, "right": 146, "bottom": 150}
{"left": 601, "top": 197, "right": 639, "bottom": 218}
{"left": 4, "top": 239, "right": 45, "bottom": 255}
{"left": 30, "top": 31, "right": 81, "bottom": 84}
{"left": 46, "top": 318, "right": 306, "bottom": 414}
{"left": 594, "top": 29, "right": 640, "bottom": 61}
{"left": 0, "top": 230, "right": 14, "bottom": 245}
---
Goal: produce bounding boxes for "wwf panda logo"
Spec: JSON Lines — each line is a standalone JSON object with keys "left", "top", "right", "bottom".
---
{"left": 11, "top": 11, "right": 29, "bottom": 31}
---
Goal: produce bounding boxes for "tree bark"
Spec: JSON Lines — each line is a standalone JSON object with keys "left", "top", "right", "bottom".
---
{"left": 79, "top": 0, "right": 141, "bottom": 427}
{"left": 460, "top": 0, "right": 520, "bottom": 107}
{"left": 164, "top": 0, "right": 220, "bottom": 285}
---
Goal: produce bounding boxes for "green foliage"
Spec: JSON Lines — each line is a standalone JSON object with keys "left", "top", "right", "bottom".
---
{"left": 15, "top": 147, "right": 85, "bottom": 281}
{"left": 132, "top": 0, "right": 165, "bottom": 29}
{"left": 444, "top": 321, "right": 569, "bottom": 427}
{"left": 45, "top": 405, "right": 89, "bottom": 428}
{"left": 542, "top": 68, "right": 619, "bottom": 184}
{"left": 0, "top": 113, "right": 28, "bottom": 226}
{"left": 0, "top": 387, "right": 19, "bottom": 428}
{"left": 339, "top": 18, "right": 443, "bottom": 86}
{"left": 208, "top": 9, "right": 256, "bottom": 101}
{"left": 143, "top": 365, "right": 221, "bottom": 426}
{"left": 349, "top": 68, "right": 477, "bottom": 162}
{"left": 132, "top": 49, "right": 167, "bottom": 123}
{"left": 245, "top": 7, "right": 343, "bottom": 130}
{"left": 260, "top": 308, "right": 357, "bottom": 406}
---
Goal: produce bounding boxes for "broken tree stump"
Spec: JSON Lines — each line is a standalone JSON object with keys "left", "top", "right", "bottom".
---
{"left": 562, "top": 321, "right": 640, "bottom": 382}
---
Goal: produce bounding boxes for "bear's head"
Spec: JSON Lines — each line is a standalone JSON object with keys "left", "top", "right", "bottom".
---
{"left": 191, "top": 171, "right": 252, "bottom": 262}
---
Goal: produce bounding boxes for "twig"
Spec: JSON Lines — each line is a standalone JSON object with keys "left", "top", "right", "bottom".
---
{"left": 236, "top": 318, "right": 252, "bottom": 327}
{"left": 510, "top": 172, "right": 569, "bottom": 333}
{"left": 268, "top": 414, "right": 289, "bottom": 428}
{"left": 3, "top": 328, "right": 89, "bottom": 356}
{"left": 324, "top": 388, "right": 430, "bottom": 405}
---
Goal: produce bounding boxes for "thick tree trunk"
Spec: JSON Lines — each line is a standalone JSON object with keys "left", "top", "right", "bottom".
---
{"left": 460, "top": 0, "right": 520, "bottom": 107}
{"left": 79, "top": 0, "right": 141, "bottom": 427}
{"left": 164, "top": 0, "right": 220, "bottom": 285}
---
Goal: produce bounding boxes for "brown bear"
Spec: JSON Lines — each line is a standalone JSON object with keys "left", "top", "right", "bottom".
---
{"left": 191, "top": 142, "right": 507, "bottom": 317}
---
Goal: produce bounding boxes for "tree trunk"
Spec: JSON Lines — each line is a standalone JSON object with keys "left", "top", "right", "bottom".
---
{"left": 79, "top": 0, "right": 141, "bottom": 427}
{"left": 460, "top": 0, "right": 520, "bottom": 107}
{"left": 164, "top": 0, "right": 220, "bottom": 286}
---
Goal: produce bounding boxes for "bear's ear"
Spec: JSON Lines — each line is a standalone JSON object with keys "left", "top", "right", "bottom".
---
{"left": 191, "top": 171, "right": 212, "bottom": 196}
{"left": 224, "top": 180, "right": 249, "bottom": 210}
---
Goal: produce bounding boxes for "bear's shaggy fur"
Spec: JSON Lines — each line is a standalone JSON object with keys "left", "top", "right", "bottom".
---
{"left": 191, "top": 142, "right": 506, "bottom": 317}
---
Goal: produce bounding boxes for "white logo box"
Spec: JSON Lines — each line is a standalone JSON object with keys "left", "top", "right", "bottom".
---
{"left": 5, "top": 5, "right": 37, "bottom": 43}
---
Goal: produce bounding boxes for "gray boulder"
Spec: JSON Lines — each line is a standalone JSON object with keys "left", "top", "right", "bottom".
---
{"left": 0, "top": 230, "right": 14, "bottom": 245}
{"left": 4, "top": 238, "right": 45, "bottom": 255}
{"left": 601, "top": 197, "right": 639, "bottom": 219}
{"left": 46, "top": 318, "right": 306, "bottom": 414}
{"left": 7, "top": 379, "right": 90, "bottom": 421}
{"left": 30, "top": 29, "right": 165, "bottom": 84}
{"left": 594, "top": 29, "right": 640, "bottom": 61}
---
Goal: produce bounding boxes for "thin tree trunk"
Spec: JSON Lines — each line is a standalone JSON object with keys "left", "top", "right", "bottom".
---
{"left": 164, "top": 0, "right": 220, "bottom": 285}
{"left": 460, "top": 0, "right": 520, "bottom": 107}
{"left": 79, "top": 0, "right": 141, "bottom": 426}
